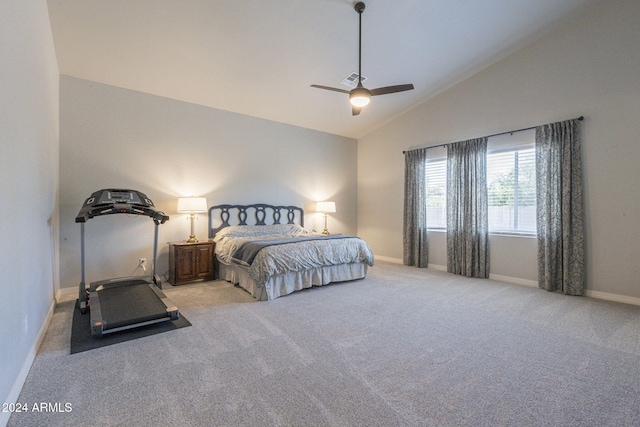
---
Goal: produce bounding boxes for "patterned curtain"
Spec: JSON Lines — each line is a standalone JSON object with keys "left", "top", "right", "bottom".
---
{"left": 535, "top": 119, "right": 584, "bottom": 295}
{"left": 403, "top": 148, "right": 429, "bottom": 267}
{"left": 446, "top": 138, "right": 489, "bottom": 278}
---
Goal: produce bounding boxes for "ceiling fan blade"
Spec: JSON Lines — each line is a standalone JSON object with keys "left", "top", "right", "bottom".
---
{"left": 370, "top": 84, "right": 415, "bottom": 96}
{"left": 310, "top": 84, "right": 350, "bottom": 94}
{"left": 352, "top": 106, "right": 362, "bottom": 116}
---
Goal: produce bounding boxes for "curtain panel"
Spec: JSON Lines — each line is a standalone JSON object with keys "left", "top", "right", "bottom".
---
{"left": 446, "top": 138, "right": 489, "bottom": 278}
{"left": 403, "top": 148, "right": 429, "bottom": 267}
{"left": 535, "top": 119, "right": 585, "bottom": 295}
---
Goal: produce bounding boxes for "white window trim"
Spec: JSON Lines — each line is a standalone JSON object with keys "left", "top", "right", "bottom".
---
{"left": 425, "top": 155, "right": 447, "bottom": 231}
{"left": 486, "top": 132, "right": 536, "bottom": 236}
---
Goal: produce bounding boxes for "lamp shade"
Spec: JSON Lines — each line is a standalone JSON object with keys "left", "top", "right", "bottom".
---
{"left": 177, "top": 197, "right": 208, "bottom": 213}
{"left": 316, "top": 201, "right": 336, "bottom": 213}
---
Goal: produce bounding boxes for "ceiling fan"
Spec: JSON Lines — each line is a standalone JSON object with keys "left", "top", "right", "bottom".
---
{"left": 311, "top": 1, "right": 414, "bottom": 116}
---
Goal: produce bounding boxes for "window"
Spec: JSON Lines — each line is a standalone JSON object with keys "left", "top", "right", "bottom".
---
{"left": 421, "top": 130, "right": 537, "bottom": 235}
{"left": 425, "top": 158, "right": 446, "bottom": 229}
{"left": 486, "top": 146, "right": 536, "bottom": 234}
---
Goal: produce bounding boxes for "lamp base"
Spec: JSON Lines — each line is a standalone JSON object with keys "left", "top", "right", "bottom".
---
{"left": 186, "top": 214, "right": 198, "bottom": 243}
{"left": 321, "top": 213, "right": 331, "bottom": 235}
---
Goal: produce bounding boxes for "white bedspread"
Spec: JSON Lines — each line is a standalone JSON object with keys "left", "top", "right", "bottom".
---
{"left": 213, "top": 225, "right": 374, "bottom": 284}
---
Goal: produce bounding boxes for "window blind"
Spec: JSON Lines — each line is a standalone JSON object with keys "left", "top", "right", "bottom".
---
{"left": 425, "top": 158, "right": 446, "bottom": 229}
{"left": 487, "top": 146, "right": 536, "bottom": 234}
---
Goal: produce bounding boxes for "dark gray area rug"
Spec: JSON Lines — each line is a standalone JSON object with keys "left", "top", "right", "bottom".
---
{"left": 70, "top": 300, "right": 191, "bottom": 354}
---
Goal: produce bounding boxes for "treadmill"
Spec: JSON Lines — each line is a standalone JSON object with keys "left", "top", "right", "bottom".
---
{"left": 76, "top": 189, "right": 179, "bottom": 337}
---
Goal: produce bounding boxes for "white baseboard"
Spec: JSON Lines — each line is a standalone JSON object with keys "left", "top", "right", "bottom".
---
{"left": 373, "top": 256, "right": 447, "bottom": 273}
{"left": 1, "top": 299, "right": 56, "bottom": 427}
{"left": 490, "top": 276, "right": 640, "bottom": 306}
{"left": 489, "top": 273, "right": 538, "bottom": 288}
{"left": 585, "top": 290, "right": 640, "bottom": 307}
{"left": 56, "top": 286, "right": 77, "bottom": 303}
{"left": 373, "top": 255, "right": 403, "bottom": 264}
{"left": 373, "top": 255, "right": 640, "bottom": 307}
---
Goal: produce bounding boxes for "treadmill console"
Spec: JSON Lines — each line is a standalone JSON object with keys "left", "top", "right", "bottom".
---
{"left": 76, "top": 189, "right": 169, "bottom": 223}
{"left": 97, "top": 190, "right": 143, "bottom": 205}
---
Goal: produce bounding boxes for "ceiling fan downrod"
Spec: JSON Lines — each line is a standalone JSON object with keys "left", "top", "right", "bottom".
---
{"left": 355, "top": 2, "right": 365, "bottom": 86}
{"left": 350, "top": 2, "right": 370, "bottom": 108}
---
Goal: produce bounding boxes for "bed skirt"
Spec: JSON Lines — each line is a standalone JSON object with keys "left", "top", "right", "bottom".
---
{"left": 217, "top": 261, "right": 368, "bottom": 301}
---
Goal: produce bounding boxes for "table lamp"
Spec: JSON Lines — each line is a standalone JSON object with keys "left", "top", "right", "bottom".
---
{"left": 316, "top": 201, "right": 336, "bottom": 234}
{"left": 177, "top": 197, "right": 208, "bottom": 242}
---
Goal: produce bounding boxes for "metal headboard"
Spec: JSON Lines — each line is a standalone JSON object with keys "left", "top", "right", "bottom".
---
{"left": 208, "top": 203, "right": 304, "bottom": 238}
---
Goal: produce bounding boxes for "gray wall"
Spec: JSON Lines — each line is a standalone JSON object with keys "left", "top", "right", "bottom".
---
{"left": 358, "top": 0, "right": 640, "bottom": 300}
{"left": 0, "top": 0, "right": 59, "bottom": 422}
{"left": 58, "top": 77, "right": 357, "bottom": 290}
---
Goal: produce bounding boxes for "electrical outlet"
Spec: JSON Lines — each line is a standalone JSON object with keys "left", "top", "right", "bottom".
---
{"left": 139, "top": 258, "right": 146, "bottom": 267}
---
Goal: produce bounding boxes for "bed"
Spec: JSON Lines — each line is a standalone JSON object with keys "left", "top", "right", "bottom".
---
{"left": 208, "top": 203, "right": 374, "bottom": 300}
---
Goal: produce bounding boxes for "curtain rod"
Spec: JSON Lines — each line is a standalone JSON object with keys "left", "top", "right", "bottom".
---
{"left": 402, "top": 116, "right": 584, "bottom": 154}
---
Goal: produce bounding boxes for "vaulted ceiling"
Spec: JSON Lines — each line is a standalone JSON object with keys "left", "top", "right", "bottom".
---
{"left": 47, "top": 0, "right": 601, "bottom": 139}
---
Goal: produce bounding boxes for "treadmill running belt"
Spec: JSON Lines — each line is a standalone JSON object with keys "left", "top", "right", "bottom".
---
{"left": 97, "top": 283, "right": 169, "bottom": 331}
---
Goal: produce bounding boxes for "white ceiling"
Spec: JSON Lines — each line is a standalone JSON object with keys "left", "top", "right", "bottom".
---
{"left": 47, "top": 0, "right": 601, "bottom": 139}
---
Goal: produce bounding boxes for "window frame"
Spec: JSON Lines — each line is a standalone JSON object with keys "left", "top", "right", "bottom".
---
{"left": 486, "top": 144, "right": 537, "bottom": 237}
{"left": 425, "top": 156, "right": 447, "bottom": 231}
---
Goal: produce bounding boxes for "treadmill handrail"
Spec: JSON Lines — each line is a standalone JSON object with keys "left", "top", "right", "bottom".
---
{"left": 76, "top": 204, "right": 169, "bottom": 223}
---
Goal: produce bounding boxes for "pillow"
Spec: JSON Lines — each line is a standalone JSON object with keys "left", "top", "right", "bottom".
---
{"left": 213, "top": 224, "right": 308, "bottom": 242}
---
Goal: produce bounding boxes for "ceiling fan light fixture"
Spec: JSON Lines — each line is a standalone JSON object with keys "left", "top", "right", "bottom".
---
{"left": 349, "top": 87, "right": 371, "bottom": 107}
{"left": 310, "top": 1, "right": 413, "bottom": 114}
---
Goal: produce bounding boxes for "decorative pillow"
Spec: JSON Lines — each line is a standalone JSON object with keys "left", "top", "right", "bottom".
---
{"left": 213, "top": 224, "right": 308, "bottom": 242}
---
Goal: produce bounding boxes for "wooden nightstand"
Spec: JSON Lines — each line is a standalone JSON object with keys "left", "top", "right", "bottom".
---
{"left": 167, "top": 241, "right": 215, "bottom": 285}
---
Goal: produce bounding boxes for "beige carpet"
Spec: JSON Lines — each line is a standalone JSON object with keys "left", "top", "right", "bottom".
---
{"left": 8, "top": 262, "right": 640, "bottom": 426}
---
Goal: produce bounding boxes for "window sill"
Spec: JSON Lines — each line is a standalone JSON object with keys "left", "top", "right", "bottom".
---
{"left": 489, "top": 231, "right": 536, "bottom": 238}
{"left": 427, "top": 228, "right": 536, "bottom": 238}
